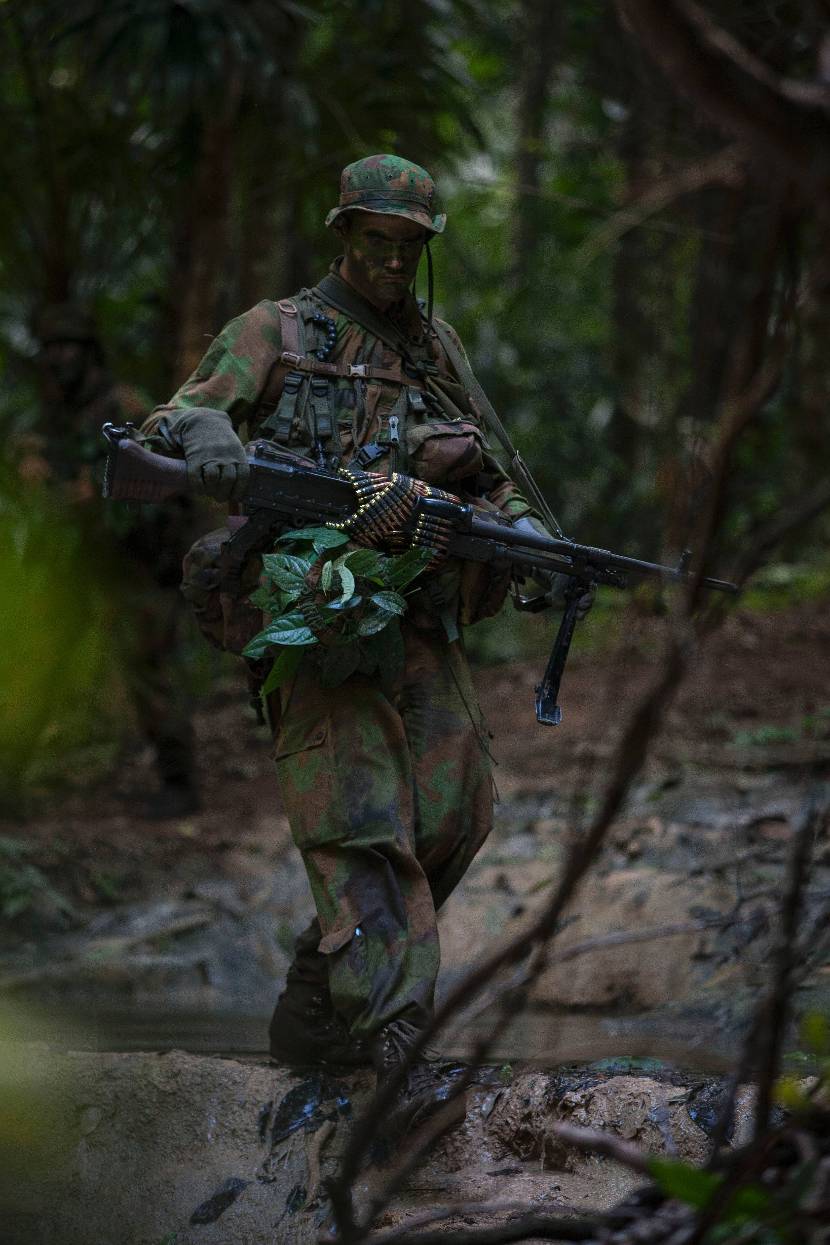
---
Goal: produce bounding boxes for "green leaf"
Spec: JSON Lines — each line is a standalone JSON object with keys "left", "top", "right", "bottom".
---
{"left": 276, "top": 526, "right": 349, "bottom": 553}
{"left": 320, "top": 560, "right": 333, "bottom": 593}
{"left": 801, "top": 1011, "right": 830, "bottom": 1056}
{"left": 370, "top": 590, "right": 406, "bottom": 616}
{"left": 364, "top": 622, "right": 405, "bottom": 693}
{"left": 324, "top": 594, "right": 363, "bottom": 612}
{"left": 385, "top": 547, "right": 432, "bottom": 589}
{"left": 356, "top": 644, "right": 381, "bottom": 675}
{"left": 247, "top": 586, "right": 275, "bottom": 610}
{"left": 261, "top": 552, "right": 305, "bottom": 577}
{"left": 242, "top": 612, "right": 317, "bottom": 657}
{"left": 336, "top": 565, "right": 356, "bottom": 604}
{"left": 725, "top": 1184, "right": 773, "bottom": 1218}
{"left": 357, "top": 609, "right": 395, "bottom": 637}
{"left": 342, "top": 548, "right": 386, "bottom": 578}
{"left": 261, "top": 553, "right": 311, "bottom": 593}
{"left": 318, "top": 643, "right": 361, "bottom": 689}
{"left": 260, "top": 647, "right": 303, "bottom": 698}
{"left": 648, "top": 1158, "right": 722, "bottom": 1209}
{"left": 250, "top": 585, "right": 296, "bottom": 615}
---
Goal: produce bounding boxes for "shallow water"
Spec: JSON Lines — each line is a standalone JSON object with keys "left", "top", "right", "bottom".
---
{"left": 38, "top": 1001, "right": 739, "bottom": 1074}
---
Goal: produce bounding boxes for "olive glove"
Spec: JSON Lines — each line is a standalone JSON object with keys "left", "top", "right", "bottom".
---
{"left": 159, "top": 407, "right": 249, "bottom": 502}
{"left": 512, "top": 515, "right": 595, "bottom": 620}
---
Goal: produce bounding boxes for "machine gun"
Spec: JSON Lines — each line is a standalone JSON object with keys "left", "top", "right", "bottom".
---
{"left": 102, "top": 423, "right": 737, "bottom": 726}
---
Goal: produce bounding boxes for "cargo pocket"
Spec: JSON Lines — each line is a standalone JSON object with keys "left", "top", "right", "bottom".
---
{"left": 272, "top": 712, "right": 328, "bottom": 763}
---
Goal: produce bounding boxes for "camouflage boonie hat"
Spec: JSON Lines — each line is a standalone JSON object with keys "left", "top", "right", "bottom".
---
{"left": 34, "top": 303, "right": 98, "bottom": 344}
{"left": 325, "top": 154, "right": 446, "bottom": 234}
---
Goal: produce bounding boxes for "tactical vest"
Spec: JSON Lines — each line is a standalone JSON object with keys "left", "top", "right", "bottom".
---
{"left": 252, "top": 287, "right": 486, "bottom": 489}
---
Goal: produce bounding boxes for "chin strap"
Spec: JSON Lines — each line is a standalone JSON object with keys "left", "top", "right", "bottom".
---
{"left": 425, "top": 240, "right": 434, "bottom": 328}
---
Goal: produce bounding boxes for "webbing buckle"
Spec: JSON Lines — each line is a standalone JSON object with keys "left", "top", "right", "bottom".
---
{"left": 348, "top": 363, "right": 369, "bottom": 378}
{"left": 354, "top": 442, "right": 386, "bottom": 468}
{"left": 404, "top": 359, "right": 438, "bottom": 379}
{"left": 280, "top": 350, "right": 304, "bottom": 367}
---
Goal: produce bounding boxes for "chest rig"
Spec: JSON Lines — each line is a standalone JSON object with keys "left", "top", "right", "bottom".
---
{"left": 258, "top": 287, "right": 439, "bottom": 473}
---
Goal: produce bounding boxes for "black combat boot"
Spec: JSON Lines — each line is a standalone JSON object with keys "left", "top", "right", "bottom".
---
{"left": 369, "top": 1019, "right": 467, "bottom": 1157}
{"left": 268, "top": 982, "right": 370, "bottom": 1068}
{"left": 269, "top": 919, "right": 370, "bottom": 1068}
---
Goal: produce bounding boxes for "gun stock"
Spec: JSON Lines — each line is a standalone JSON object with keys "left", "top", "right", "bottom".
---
{"left": 102, "top": 424, "right": 188, "bottom": 502}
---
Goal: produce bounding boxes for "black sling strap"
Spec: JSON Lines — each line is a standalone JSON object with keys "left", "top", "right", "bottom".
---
{"left": 314, "top": 272, "right": 423, "bottom": 372}
{"left": 430, "top": 320, "right": 564, "bottom": 537}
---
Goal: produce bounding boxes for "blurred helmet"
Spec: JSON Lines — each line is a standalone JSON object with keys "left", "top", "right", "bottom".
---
{"left": 325, "top": 154, "right": 446, "bottom": 234}
{"left": 33, "top": 304, "right": 98, "bottom": 345}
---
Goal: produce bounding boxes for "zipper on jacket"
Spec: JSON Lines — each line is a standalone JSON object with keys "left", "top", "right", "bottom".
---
{"left": 388, "top": 415, "right": 400, "bottom": 474}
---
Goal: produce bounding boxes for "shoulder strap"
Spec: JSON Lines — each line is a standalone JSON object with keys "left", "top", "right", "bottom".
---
{"left": 257, "top": 298, "right": 302, "bottom": 412}
{"left": 278, "top": 297, "right": 302, "bottom": 353}
{"left": 431, "top": 319, "right": 564, "bottom": 537}
{"left": 314, "top": 272, "right": 419, "bottom": 367}
{"left": 259, "top": 298, "right": 308, "bottom": 443}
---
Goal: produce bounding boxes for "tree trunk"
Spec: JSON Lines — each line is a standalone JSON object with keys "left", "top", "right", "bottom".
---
{"left": 510, "top": 0, "right": 563, "bottom": 288}
{"left": 170, "top": 70, "right": 243, "bottom": 385}
{"left": 794, "top": 202, "right": 830, "bottom": 466}
{"left": 9, "top": 8, "right": 72, "bottom": 304}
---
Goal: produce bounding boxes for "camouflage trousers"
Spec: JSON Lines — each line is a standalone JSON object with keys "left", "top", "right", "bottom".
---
{"left": 272, "top": 622, "right": 493, "bottom": 1040}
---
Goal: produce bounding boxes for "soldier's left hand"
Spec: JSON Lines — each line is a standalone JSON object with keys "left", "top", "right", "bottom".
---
{"left": 550, "top": 577, "right": 595, "bottom": 620}
{"left": 512, "top": 515, "right": 595, "bottom": 620}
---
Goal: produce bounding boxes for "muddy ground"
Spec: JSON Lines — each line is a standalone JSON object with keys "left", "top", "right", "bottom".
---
{"left": 2, "top": 597, "right": 829, "bottom": 1243}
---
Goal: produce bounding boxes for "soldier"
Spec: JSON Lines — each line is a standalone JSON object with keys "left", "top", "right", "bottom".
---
{"left": 29, "top": 304, "right": 199, "bottom": 819}
{"left": 143, "top": 156, "right": 583, "bottom": 1130}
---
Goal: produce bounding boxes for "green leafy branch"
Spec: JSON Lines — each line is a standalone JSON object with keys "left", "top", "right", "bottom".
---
{"left": 242, "top": 526, "right": 432, "bottom": 697}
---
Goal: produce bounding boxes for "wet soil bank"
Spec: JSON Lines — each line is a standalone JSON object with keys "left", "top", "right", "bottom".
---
{"left": 6, "top": 1047, "right": 757, "bottom": 1245}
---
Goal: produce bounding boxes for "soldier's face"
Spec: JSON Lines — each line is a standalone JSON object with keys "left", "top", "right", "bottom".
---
{"left": 340, "top": 212, "right": 427, "bottom": 308}
{"left": 41, "top": 339, "right": 89, "bottom": 393}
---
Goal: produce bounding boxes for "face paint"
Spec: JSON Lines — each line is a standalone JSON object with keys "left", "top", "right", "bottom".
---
{"left": 340, "top": 211, "right": 427, "bottom": 310}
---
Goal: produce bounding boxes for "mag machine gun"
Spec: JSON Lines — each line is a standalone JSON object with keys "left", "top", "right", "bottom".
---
{"left": 102, "top": 423, "right": 738, "bottom": 725}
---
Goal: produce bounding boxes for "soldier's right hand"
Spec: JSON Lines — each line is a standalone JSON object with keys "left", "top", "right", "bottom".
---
{"left": 158, "top": 407, "right": 250, "bottom": 502}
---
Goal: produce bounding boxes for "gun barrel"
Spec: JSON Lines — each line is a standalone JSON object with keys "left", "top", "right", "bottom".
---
{"left": 465, "top": 514, "right": 737, "bottom": 595}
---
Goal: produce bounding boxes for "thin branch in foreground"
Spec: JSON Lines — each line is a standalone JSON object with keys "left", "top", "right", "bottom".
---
{"left": 446, "top": 917, "right": 736, "bottom": 1040}
{"left": 754, "top": 798, "right": 825, "bottom": 1138}
{"left": 548, "top": 1123, "right": 651, "bottom": 1174}
{"left": 363, "top": 1202, "right": 542, "bottom": 1245}
{"left": 364, "top": 1213, "right": 600, "bottom": 1245}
